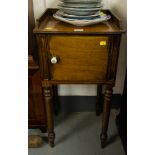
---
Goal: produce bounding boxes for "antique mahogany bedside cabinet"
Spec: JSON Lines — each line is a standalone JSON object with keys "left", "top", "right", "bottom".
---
{"left": 33, "top": 8, "right": 124, "bottom": 148}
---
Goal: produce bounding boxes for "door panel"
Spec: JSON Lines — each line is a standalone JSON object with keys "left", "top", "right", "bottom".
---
{"left": 48, "top": 35, "right": 110, "bottom": 81}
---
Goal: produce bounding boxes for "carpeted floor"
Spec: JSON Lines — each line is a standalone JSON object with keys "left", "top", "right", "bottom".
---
{"left": 28, "top": 110, "right": 125, "bottom": 155}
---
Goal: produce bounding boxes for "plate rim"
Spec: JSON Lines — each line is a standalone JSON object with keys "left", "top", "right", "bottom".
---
{"left": 53, "top": 13, "right": 111, "bottom": 26}
{"left": 58, "top": 3, "right": 103, "bottom": 8}
{"left": 56, "top": 10, "right": 100, "bottom": 18}
{"left": 59, "top": 6, "right": 102, "bottom": 11}
{"left": 60, "top": 0, "right": 102, "bottom": 4}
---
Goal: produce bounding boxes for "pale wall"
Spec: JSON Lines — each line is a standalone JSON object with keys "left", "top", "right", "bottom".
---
{"left": 32, "top": 0, "right": 127, "bottom": 96}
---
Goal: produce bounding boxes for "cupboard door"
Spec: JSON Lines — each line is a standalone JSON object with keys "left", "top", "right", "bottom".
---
{"left": 48, "top": 35, "right": 110, "bottom": 81}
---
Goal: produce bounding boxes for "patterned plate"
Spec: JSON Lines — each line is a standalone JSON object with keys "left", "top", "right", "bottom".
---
{"left": 56, "top": 10, "right": 100, "bottom": 18}
{"left": 58, "top": 2, "right": 103, "bottom": 8}
{"left": 56, "top": 10, "right": 101, "bottom": 20}
{"left": 53, "top": 11, "right": 111, "bottom": 26}
{"left": 59, "top": 6, "right": 101, "bottom": 16}
{"left": 61, "top": 0, "right": 102, "bottom": 3}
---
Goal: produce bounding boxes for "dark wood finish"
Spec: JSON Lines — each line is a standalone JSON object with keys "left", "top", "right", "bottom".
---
{"left": 28, "top": 65, "right": 47, "bottom": 129}
{"left": 100, "top": 86, "right": 113, "bottom": 148}
{"left": 106, "top": 35, "right": 121, "bottom": 81}
{"left": 28, "top": 0, "right": 35, "bottom": 55}
{"left": 36, "top": 35, "right": 50, "bottom": 80}
{"left": 43, "top": 87, "right": 55, "bottom": 147}
{"left": 52, "top": 85, "right": 60, "bottom": 115}
{"left": 28, "top": 0, "right": 38, "bottom": 61}
{"left": 28, "top": 0, "right": 46, "bottom": 131}
{"left": 28, "top": 55, "right": 39, "bottom": 70}
{"left": 96, "top": 85, "right": 103, "bottom": 116}
{"left": 33, "top": 9, "right": 124, "bottom": 147}
{"left": 42, "top": 79, "right": 115, "bottom": 85}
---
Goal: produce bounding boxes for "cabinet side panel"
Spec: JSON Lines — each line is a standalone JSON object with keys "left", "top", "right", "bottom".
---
{"left": 107, "top": 34, "right": 121, "bottom": 82}
{"left": 28, "top": 69, "right": 46, "bottom": 127}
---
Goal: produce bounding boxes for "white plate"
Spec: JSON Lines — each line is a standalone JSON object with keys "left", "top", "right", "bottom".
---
{"left": 59, "top": 2, "right": 103, "bottom": 8}
{"left": 59, "top": 6, "right": 102, "bottom": 11}
{"left": 61, "top": 0, "right": 102, "bottom": 3}
{"left": 56, "top": 10, "right": 100, "bottom": 18}
{"left": 53, "top": 12, "right": 111, "bottom": 26}
{"left": 59, "top": 7, "right": 101, "bottom": 16}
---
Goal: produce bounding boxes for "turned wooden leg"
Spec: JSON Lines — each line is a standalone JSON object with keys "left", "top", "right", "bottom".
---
{"left": 52, "top": 85, "right": 60, "bottom": 115}
{"left": 96, "top": 85, "right": 102, "bottom": 116}
{"left": 43, "top": 87, "right": 55, "bottom": 147}
{"left": 100, "top": 86, "right": 113, "bottom": 148}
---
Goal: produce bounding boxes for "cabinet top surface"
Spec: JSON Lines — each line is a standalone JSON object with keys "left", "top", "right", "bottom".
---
{"left": 33, "top": 9, "right": 125, "bottom": 34}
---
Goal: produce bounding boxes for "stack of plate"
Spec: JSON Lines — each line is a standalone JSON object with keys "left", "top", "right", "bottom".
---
{"left": 53, "top": 0, "right": 111, "bottom": 26}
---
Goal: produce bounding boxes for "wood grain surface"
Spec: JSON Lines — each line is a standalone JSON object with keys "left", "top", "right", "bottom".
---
{"left": 33, "top": 8, "right": 124, "bottom": 148}
{"left": 48, "top": 35, "right": 109, "bottom": 81}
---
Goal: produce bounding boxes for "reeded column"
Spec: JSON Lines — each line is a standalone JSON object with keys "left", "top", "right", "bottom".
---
{"left": 43, "top": 87, "right": 55, "bottom": 147}
{"left": 100, "top": 86, "right": 113, "bottom": 148}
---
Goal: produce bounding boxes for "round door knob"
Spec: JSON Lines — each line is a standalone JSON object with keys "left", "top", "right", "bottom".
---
{"left": 51, "top": 56, "right": 58, "bottom": 64}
